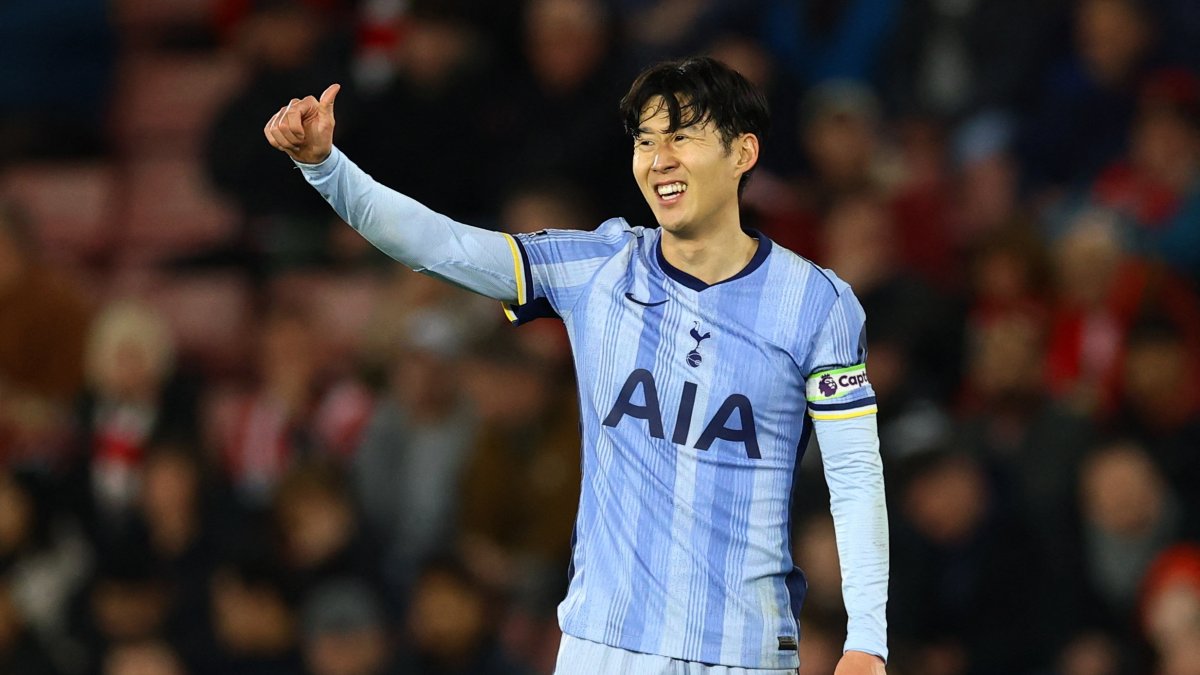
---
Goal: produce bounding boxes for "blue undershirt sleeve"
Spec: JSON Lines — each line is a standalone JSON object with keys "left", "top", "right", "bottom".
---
{"left": 294, "top": 147, "right": 522, "bottom": 302}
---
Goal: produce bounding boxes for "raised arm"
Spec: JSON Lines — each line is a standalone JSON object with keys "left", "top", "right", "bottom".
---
{"left": 263, "top": 84, "right": 522, "bottom": 303}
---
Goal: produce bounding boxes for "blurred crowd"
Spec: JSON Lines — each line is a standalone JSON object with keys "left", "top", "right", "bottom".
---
{"left": 1, "top": 0, "right": 1199, "bottom": 674}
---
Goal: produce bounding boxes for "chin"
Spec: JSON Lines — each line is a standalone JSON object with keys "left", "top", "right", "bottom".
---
{"left": 654, "top": 211, "right": 689, "bottom": 231}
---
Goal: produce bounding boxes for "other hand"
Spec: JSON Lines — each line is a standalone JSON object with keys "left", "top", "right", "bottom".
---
{"left": 834, "top": 650, "right": 886, "bottom": 675}
{"left": 263, "top": 83, "right": 340, "bottom": 164}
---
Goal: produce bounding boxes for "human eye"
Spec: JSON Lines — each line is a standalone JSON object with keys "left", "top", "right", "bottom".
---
{"left": 673, "top": 133, "right": 690, "bottom": 143}
{"left": 634, "top": 138, "right": 653, "bottom": 150}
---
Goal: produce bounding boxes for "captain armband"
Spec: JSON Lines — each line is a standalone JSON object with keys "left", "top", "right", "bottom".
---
{"left": 805, "top": 364, "right": 878, "bottom": 421}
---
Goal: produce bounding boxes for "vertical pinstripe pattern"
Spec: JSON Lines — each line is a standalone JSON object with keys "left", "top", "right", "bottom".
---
{"left": 514, "top": 221, "right": 855, "bottom": 670}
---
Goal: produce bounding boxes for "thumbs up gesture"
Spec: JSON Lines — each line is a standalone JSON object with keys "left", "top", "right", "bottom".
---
{"left": 264, "top": 83, "right": 341, "bottom": 165}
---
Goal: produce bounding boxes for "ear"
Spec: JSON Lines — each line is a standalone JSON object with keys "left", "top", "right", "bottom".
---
{"left": 732, "top": 133, "right": 760, "bottom": 180}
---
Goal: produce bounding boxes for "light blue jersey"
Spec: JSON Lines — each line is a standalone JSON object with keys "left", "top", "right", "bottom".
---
{"left": 504, "top": 219, "right": 878, "bottom": 669}
{"left": 294, "top": 148, "right": 887, "bottom": 670}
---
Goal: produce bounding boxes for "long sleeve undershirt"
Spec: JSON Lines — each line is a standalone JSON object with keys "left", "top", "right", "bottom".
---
{"left": 814, "top": 413, "right": 889, "bottom": 661}
{"left": 296, "top": 146, "right": 519, "bottom": 302}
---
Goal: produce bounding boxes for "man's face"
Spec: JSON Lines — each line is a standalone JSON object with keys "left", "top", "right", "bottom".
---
{"left": 632, "top": 97, "right": 746, "bottom": 236}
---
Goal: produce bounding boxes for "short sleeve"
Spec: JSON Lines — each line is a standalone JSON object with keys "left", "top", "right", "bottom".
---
{"left": 502, "top": 218, "right": 635, "bottom": 325}
{"left": 803, "top": 289, "right": 877, "bottom": 420}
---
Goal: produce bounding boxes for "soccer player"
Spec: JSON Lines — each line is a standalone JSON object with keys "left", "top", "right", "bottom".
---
{"left": 264, "top": 57, "right": 888, "bottom": 675}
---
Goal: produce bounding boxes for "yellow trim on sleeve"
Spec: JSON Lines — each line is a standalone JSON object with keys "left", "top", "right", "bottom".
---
{"left": 809, "top": 406, "right": 878, "bottom": 421}
{"left": 501, "top": 303, "right": 519, "bottom": 324}
{"left": 502, "top": 233, "right": 526, "bottom": 305}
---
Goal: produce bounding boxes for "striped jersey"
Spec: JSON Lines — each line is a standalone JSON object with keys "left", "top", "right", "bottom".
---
{"left": 503, "top": 219, "right": 878, "bottom": 669}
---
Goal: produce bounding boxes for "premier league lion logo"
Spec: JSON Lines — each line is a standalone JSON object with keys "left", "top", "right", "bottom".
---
{"left": 818, "top": 374, "right": 838, "bottom": 397}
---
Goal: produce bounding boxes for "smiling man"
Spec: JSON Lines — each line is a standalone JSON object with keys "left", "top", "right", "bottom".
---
{"left": 265, "top": 56, "right": 888, "bottom": 675}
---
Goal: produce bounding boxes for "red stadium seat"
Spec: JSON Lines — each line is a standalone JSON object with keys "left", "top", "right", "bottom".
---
{"left": 113, "top": 55, "right": 246, "bottom": 152}
{"left": 108, "top": 269, "right": 253, "bottom": 375}
{"left": 269, "top": 272, "right": 385, "bottom": 363}
{"left": 112, "top": 0, "right": 218, "bottom": 45}
{"left": 0, "top": 163, "right": 118, "bottom": 265}
{"left": 118, "top": 155, "right": 238, "bottom": 264}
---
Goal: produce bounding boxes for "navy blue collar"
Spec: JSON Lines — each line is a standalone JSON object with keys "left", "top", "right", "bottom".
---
{"left": 655, "top": 228, "right": 773, "bottom": 291}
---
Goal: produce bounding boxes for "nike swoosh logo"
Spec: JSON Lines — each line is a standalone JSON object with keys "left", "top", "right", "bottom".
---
{"left": 624, "top": 292, "right": 668, "bottom": 307}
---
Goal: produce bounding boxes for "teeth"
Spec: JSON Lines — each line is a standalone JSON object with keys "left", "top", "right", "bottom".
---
{"left": 656, "top": 183, "right": 687, "bottom": 197}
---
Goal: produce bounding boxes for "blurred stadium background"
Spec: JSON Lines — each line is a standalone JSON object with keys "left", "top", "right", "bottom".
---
{"left": 1, "top": 0, "right": 1200, "bottom": 673}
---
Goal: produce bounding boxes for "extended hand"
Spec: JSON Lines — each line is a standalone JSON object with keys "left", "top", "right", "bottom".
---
{"left": 263, "top": 83, "right": 340, "bottom": 164}
{"left": 834, "top": 651, "right": 886, "bottom": 675}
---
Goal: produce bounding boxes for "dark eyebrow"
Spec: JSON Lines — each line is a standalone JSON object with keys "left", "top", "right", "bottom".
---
{"left": 634, "top": 125, "right": 685, "bottom": 137}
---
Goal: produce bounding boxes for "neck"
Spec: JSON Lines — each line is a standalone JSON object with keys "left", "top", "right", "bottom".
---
{"left": 660, "top": 213, "right": 758, "bottom": 286}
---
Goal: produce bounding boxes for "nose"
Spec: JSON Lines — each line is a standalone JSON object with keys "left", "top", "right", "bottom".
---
{"left": 651, "top": 147, "right": 678, "bottom": 172}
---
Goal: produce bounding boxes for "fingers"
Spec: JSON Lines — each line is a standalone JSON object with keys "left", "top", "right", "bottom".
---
{"left": 276, "top": 98, "right": 306, "bottom": 147}
{"left": 265, "top": 107, "right": 299, "bottom": 153}
{"left": 319, "top": 83, "right": 341, "bottom": 111}
{"left": 263, "top": 108, "right": 290, "bottom": 151}
{"left": 264, "top": 88, "right": 339, "bottom": 154}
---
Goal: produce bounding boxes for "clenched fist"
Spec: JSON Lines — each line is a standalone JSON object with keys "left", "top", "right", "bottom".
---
{"left": 263, "top": 83, "right": 340, "bottom": 165}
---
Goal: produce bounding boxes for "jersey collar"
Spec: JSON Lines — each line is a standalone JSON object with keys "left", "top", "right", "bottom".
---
{"left": 654, "top": 228, "right": 773, "bottom": 291}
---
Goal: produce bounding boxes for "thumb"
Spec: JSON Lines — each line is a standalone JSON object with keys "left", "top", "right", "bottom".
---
{"left": 320, "top": 83, "right": 341, "bottom": 111}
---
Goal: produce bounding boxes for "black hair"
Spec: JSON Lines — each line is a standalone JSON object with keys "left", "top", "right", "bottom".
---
{"left": 619, "top": 56, "right": 770, "bottom": 197}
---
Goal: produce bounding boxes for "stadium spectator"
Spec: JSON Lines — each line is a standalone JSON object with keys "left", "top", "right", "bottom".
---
{"left": 300, "top": 578, "right": 394, "bottom": 675}
{"left": 220, "top": 305, "right": 370, "bottom": 507}
{"left": 204, "top": 559, "right": 302, "bottom": 675}
{"left": 0, "top": 201, "right": 91, "bottom": 467}
{"left": 68, "top": 301, "right": 199, "bottom": 552}
{"left": 1074, "top": 441, "right": 1184, "bottom": 633}
{"left": 338, "top": 6, "right": 496, "bottom": 223}
{"left": 498, "top": 181, "right": 597, "bottom": 236}
{"left": 102, "top": 640, "right": 186, "bottom": 675}
{"left": 956, "top": 308, "right": 1093, "bottom": 553}
{"left": 1021, "top": 0, "right": 1159, "bottom": 189}
{"left": 0, "top": 469, "right": 90, "bottom": 672}
{"left": 1045, "top": 209, "right": 1200, "bottom": 417}
{"left": 457, "top": 340, "right": 581, "bottom": 595}
{"left": 129, "top": 445, "right": 225, "bottom": 663}
{"left": 1091, "top": 67, "right": 1200, "bottom": 282}
{"left": 0, "top": 575, "right": 59, "bottom": 675}
{"left": 272, "top": 463, "right": 381, "bottom": 600}
{"left": 882, "top": 0, "right": 1055, "bottom": 120}
{"left": 205, "top": 0, "right": 350, "bottom": 270}
{"left": 889, "top": 448, "right": 1052, "bottom": 674}
{"left": 964, "top": 225, "right": 1050, "bottom": 330}
{"left": 1110, "top": 320, "right": 1200, "bottom": 532}
{"left": 0, "top": 0, "right": 114, "bottom": 162}
{"left": 72, "top": 554, "right": 175, "bottom": 675}
{"left": 614, "top": 0, "right": 731, "bottom": 64}
{"left": 391, "top": 558, "right": 527, "bottom": 675}
{"left": 489, "top": 0, "right": 635, "bottom": 218}
{"left": 949, "top": 113, "right": 1030, "bottom": 246}
{"left": 1140, "top": 544, "right": 1200, "bottom": 675}
{"left": 352, "top": 307, "right": 476, "bottom": 597}
{"left": 758, "top": 0, "right": 900, "bottom": 89}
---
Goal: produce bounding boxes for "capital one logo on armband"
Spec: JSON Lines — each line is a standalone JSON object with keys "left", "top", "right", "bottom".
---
{"left": 807, "top": 364, "right": 870, "bottom": 402}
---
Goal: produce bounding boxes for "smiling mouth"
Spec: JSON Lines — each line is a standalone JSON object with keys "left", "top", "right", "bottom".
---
{"left": 655, "top": 182, "right": 687, "bottom": 202}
